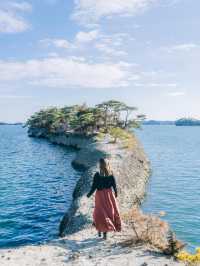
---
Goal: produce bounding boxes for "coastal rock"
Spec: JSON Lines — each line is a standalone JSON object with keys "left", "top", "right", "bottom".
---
{"left": 0, "top": 129, "right": 185, "bottom": 266}
{"left": 28, "top": 127, "right": 48, "bottom": 138}
{"left": 28, "top": 128, "right": 150, "bottom": 236}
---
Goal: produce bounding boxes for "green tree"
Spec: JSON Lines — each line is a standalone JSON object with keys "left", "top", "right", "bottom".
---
{"left": 96, "top": 100, "right": 126, "bottom": 131}
{"left": 122, "top": 105, "right": 138, "bottom": 129}
{"left": 26, "top": 100, "right": 146, "bottom": 138}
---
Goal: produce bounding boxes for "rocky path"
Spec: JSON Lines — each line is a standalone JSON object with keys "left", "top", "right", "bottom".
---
{"left": 0, "top": 134, "right": 184, "bottom": 265}
{"left": 0, "top": 225, "right": 184, "bottom": 266}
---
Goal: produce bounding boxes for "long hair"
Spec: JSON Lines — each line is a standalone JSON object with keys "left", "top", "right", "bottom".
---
{"left": 99, "top": 158, "right": 112, "bottom": 176}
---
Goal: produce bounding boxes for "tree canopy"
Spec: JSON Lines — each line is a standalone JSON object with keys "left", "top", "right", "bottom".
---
{"left": 26, "top": 100, "right": 145, "bottom": 136}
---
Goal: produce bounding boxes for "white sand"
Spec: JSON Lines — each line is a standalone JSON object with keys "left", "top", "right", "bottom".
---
{"left": 0, "top": 225, "right": 184, "bottom": 266}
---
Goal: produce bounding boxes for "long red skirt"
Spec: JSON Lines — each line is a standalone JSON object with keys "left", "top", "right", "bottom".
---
{"left": 93, "top": 188, "right": 121, "bottom": 232}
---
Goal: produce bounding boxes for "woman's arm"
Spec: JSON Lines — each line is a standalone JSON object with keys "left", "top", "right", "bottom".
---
{"left": 87, "top": 173, "right": 98, "bottom": 198}
{"left": 112, "top": 176, "right": 118, "bottom": 198}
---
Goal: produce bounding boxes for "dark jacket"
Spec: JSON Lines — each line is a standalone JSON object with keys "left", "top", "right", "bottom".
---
{"left": 87, "top": 172, "right": 118, "bottom": 198}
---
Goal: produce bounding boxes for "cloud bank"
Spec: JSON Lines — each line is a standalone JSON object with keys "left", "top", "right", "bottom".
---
{"left": 0, "top": 57, "right": 132, "bottom": 89}
{"left": 0, "top": 1, "right": 32, "bottom": 33}
{"left": 72, "top": 0, "right": 157, "bottom": 25}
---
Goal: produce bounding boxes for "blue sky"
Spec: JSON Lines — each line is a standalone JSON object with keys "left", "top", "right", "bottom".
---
{"left": 0, "top": 0, "right": 200, "bottom": 122}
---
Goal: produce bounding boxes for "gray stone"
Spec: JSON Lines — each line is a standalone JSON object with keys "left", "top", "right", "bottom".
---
{"left": 28, "top": 130, "right": 150, "bottom": 237}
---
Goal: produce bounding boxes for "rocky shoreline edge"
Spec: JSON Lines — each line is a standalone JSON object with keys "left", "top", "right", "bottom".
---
{"left": 0, "top": 129, "right": 184, "bottom": 266}
{"left": 28, "top": 129, "right": 151, "bottom": 236}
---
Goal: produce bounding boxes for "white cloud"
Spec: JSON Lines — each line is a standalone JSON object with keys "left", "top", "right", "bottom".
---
{"left": 94, "top": 32, "right": 130, "bottom": 57}
{"left": 0, "top": 57, "right": 131, "bottom": 89}
{"left": 72, "top": 0, "right": 157, "bottom": 25}
{"left": 163, "top": 43, "right": 200, "bottom": 53}
{"left": 6, "top": 2, "right": 32, "bottom": 12}
{"left": 40, "top": 38, "right": 71, "bottom": 49}
{"left": 52, "top": 39, "right": 71, "bottom": 49}
{"left": 133, "top": 71, "right": 178, "bottom": 88}
{"left": 39, "top": 31, "right": 129, "bottom": 59}
{"left": 0, "top": 1, "right": 31, "bottom": 33}
{"left": 39, "top": 30, "right": 99, "bottom": 50}
{"left": 95, "top": 43, "right": 127, "bottom": 57}
{"left": 0, "top": 10, "right": 29, "bottom": 33}
{"left": 75, "top": 30, "right": 99, "bottom": 43}
{"left": 48, "top": 52, "right": 59, "bottom": 57}
{"left": 69, "top": 56, "right": 86, "bottom": 62}
{"left": 134, "top": 82, "right": 178, "bottom": 87}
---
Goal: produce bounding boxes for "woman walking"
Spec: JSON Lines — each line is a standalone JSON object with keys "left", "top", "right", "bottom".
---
{"left": 87, "top": 158, "right": 121, "bottom": 240}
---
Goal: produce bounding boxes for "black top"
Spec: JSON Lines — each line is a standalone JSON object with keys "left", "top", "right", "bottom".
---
{"left": 87, "top": 172, "right": 117, "bottom": 198}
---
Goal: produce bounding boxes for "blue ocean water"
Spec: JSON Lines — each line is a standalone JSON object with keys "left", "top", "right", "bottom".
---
{"left": 136, "top": 125, "right": 200, "bottom": 251}
{"left": 1, "top": 125, "right": 200, "bottom": 250}
{"left": 0, "top": 125, "right": 82, "bottom": 248}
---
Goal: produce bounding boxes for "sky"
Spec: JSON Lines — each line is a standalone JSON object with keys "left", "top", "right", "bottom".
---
{"left": 0, "top": 0, "right": 200, "bottom": 122}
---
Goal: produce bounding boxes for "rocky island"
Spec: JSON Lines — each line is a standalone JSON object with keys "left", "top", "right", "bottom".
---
{"left": 0, "top": 101, "right": 184, "bottom": 265}
{"left": 175, "top": 118, "right": 200, "bottom": 126}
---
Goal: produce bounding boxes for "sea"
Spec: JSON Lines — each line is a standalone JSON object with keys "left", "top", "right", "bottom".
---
{"left": 136, "top": 125, "right": 200, "bottom": 251}
{"left": 0, "top": 125, "right": 82, "bottom": 248}
{"left": 0, "top": 124, "right": 200, "bottom": 251}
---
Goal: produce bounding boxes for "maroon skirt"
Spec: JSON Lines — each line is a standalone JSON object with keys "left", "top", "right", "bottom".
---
{"left": 93, "top": 188, "right": 121, "bottom": 232}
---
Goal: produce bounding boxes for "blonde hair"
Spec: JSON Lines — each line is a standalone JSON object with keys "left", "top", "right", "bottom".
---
{"left": 99, "top": 158, "right": 112, "bottom": 176}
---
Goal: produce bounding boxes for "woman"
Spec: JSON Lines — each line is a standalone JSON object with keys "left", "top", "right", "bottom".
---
{"left": 87, "top": 158, "right": 121, "bottom": 240}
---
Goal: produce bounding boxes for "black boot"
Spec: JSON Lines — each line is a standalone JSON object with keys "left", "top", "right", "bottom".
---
{"left": 103, "top": 232, "right": 107, "bottom": 240}
{"left": 98, "top": 231, "right": 101, "bottom": 237}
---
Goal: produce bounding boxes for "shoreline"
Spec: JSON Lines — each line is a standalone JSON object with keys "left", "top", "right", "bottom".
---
{"left": 30, "top": 130, "right": 151, "bottom": 236}
{"left": 0, "top": 226, "right": 184, "bottom": 266}
{"left": 27, "top": 130, "right": 150, "bottom": 237}
{"left": 0, "top": 130, "right": 184, "bottom": 265}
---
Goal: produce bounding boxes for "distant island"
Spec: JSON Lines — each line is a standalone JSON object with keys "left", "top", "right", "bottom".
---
{"left": 0, "top": 122, "right": 22, "bottom": 125}
{"left": 143, "top": 118, "right": 200, "bottom": 126}
{"left": 175, "top": 118, "right": 200, "bottom": 126}
{"left": 143, "top": 120, "right": 175, "bottom": 125}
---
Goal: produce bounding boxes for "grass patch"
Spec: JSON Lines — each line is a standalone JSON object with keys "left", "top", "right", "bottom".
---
{"left": 109, "top": 127, "right": 136, "bottom": 149}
